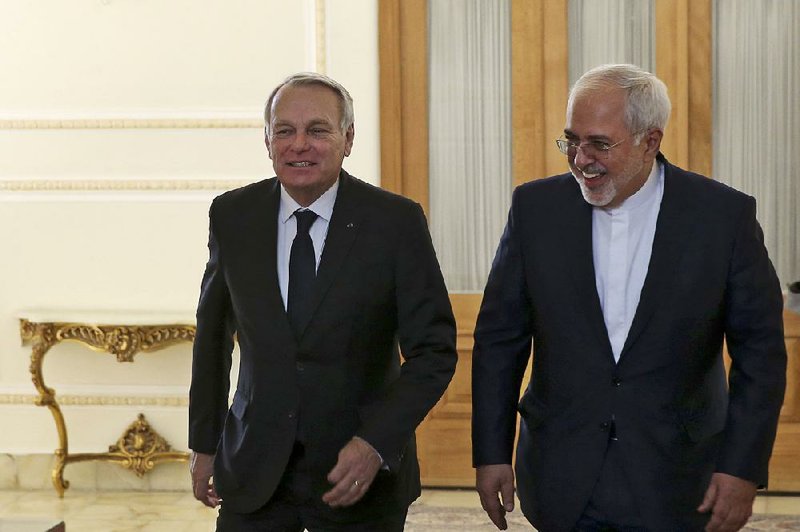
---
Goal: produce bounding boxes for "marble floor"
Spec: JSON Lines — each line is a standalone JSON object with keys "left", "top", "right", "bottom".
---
{"left": 0, "top": 489, "right": 799, "bottom": 531}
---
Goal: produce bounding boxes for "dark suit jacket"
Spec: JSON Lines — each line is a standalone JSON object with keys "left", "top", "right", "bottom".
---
{"left": 472, "top": 154, "right": 786, "bottom": 531}
{"left": 189, "top": 170, "right": 457, "bottom": 519}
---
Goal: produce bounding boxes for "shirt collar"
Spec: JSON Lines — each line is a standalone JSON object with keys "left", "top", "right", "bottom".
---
{"left": 279, "top": 177, "right": 340, "bottom": 224}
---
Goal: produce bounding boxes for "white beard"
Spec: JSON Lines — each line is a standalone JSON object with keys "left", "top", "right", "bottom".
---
{"left": 573, "top": 156, "right": 644, "bottom": 208}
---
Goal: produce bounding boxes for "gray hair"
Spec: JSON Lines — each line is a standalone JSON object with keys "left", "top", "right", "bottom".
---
{"left": 568, "top": 64, "right": 671, "bottom": 142}
{"left": 263, "top": 72, "right": 354, "bottom": 134}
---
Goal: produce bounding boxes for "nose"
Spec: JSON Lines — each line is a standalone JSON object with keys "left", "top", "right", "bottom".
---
{"left": 573, "top": 144, "right": 596, "bottom": 169}
{"left": 290, "top": 132, "right": 310, "bottom": 151}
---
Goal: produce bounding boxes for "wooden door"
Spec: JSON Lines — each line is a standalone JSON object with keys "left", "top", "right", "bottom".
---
{"left": 415, "top": 294, "right": 482, "bottom": 486}
{"left": 378, "top": 0, "right": 800, "bottom": 492}
{"left": 768, "top": 310, "right": 800, "bottom": 491}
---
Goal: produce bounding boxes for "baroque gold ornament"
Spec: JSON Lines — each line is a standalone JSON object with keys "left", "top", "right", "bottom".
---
{"left": 20, "top": 316, "right": 195, "bottom": 496}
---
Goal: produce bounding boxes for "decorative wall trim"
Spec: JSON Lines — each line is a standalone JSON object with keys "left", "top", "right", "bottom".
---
{"left": 0, "top": 117, "right": 263, "bottom": 130}
{"left": 316, "top": 0, "right": 328, "bottom": 73}
{"left": 0, "top": 393, "right": 187, "bottom": 407}
{"left": 0, "top": 179, "right": 253, "bottom": 192}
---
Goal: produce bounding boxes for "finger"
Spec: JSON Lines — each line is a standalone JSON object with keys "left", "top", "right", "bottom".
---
{"left": 198, "top": 489, "right": 219, "bottom": 508}
{"left": 323, "top": 477, "right": 367, "bottom": 507}
{"left": 500, "top": 479, "right": 515, "bottom": 513}
{"left": 488, "top": 506, "right": 508, "bottom": 530}
{"left": 715, "top": 509, "right": 748, "bottom": 532}
{"left": 326, "top": 458, "right": 348, "bottom": 485}
{"left": 478, "top": 490, "right": 508, "bottom": 530}
{"left": 192, "top": 476, "right": 209, "bottom": 502}
{"left": 207, "top": 484, "right": 221, "bottom": 507}
{"left": 698, "top": 481, "right": 718, "bottom": 513}
{"left": 322, "top": 475, "right": 359, "bottom": 505}
{"left": 704, "top": 506, "right": 728, "bottom": 532}
{"left": 193, "top": 475, "right": 221, "bottom": 508}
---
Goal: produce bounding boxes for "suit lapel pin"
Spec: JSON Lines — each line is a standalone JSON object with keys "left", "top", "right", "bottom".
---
{"left": 346, "top": 222, "right": 355, "bottom": 229}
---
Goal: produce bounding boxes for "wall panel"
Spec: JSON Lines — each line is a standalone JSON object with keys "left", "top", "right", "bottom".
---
{"left": 0, "top": 0, "right": 380, "bottom": 470}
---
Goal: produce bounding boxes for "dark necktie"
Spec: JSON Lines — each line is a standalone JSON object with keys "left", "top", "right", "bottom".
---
{"left": 288, "top": 209, "right": 318, "bottom": 338}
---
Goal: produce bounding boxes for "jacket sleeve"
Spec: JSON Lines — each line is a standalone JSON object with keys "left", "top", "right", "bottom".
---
{"left": 472, "top": 188, "right": 534, "bottom": 466}
{"left": 188, "top": 201, "right": 236, "bottom": 454}
{"left": 355, "top": 202, "right": 458, "bottom": 471}
{"left": 717, "top": 195, "right": 787, "bottom": 486}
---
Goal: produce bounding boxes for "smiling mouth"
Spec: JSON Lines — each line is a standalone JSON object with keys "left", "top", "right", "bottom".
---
{"left": 288, "top": 162, "right": 314, "bottom": 167}
{"left": 579, "top": 167, "right": 605, "bottom": 180}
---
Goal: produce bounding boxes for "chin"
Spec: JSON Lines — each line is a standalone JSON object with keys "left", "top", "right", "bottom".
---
{"left": 579, "top": 183, "right": 616, "bottom": 207}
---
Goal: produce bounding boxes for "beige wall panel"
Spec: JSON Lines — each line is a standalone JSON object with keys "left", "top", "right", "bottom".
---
{"left": 0, "top": 199, "right": 209, "bottom": 377}
{"left": 0, "top": 1, "right": 309, "bottom": 111}
{"left": 326, "top": 0, "right": 381, "bottom": 183}
{"left": 0, "top": 198, "right": 231, "bottom": 454}
{"left": 0, "top": 130, "right": 271, "bottom": 180}
{"left": 0, "top": 0, "right": 378, "bottom": 459}
{"left": 0, "top": 404, "right": 189, "bottom": 454}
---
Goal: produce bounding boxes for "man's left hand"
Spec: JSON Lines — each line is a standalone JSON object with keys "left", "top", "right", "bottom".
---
{"left": 698, "top": 472, "right": 757, "bottom": 532}
{"left": 322, "top": 437, "right": 383, "bottom": 508}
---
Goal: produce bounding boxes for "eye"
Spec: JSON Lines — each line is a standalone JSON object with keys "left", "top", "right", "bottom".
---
{"left": 591, "top": 141, "right": 612, "bottom": 151}
{"left": 273, "top": 128, "right": 292, "bottom": 138}
{"left": 309, "top": 127, "right": 330, "bottom": 136}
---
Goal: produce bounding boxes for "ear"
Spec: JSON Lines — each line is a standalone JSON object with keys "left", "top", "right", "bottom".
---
{"left": 264, "top": 127, "right": 273, "bottom": 160}
{"left": 643, "top": 128, "right": 663, "bottom": 158}
{"left": 343, "top": 124, "right": 355, "bottom": 157}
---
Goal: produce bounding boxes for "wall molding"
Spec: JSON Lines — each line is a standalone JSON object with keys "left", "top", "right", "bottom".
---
{"left": 0, "top": 393, "right": 187, "bottom": 407}
{"left": 0, "top": 178, "right": 253, "bottom": 192}
{"left": 0, "top": 116, "right": 263, "bottom": 130}
{"left": 0, "top": 109, "right": 264, "bottom": 130}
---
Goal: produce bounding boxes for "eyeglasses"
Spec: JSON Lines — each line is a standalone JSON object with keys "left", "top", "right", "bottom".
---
{"left": 555, "top": 137, "right": 627, "bottom": 160}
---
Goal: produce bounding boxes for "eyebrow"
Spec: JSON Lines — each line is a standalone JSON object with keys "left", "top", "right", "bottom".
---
{"left": 563, "top": 129, "right": 612, "bottom": 141}
{"left": 272, "top": 118, "right": 335, "bottom": 128}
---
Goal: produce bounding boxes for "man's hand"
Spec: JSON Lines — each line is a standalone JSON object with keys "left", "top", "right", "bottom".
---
{"left": 698, "top": 472, "right": 757, "bottom": 531}
{"left": 190, "top": 451, "right": 220, "bottom": 508}
{"left": 476, "top": 464, "right": 516, "bottom": 530}
{"left": 322, "top": 437, "right": 383, "bottom": 508}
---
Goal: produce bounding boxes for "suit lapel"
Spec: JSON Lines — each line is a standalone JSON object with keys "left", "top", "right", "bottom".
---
{"left": 252, "top": 179, "right": 294, "bottom": 338}
{"left": 560, "top": 186, "right": 614, "bottom": 359}
{"left": 295, "top": 172, "right": 363, "bottom": 339}
{"left": 619, "top": 158, "right": 692, "bottom": 360}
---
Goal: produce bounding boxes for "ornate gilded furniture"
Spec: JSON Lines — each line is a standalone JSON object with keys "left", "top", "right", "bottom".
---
{"left": 19, "top": 311, "right": 195, "bottom": 496}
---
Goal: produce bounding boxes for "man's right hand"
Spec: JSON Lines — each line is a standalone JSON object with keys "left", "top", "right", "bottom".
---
{"left": 190, "top": 451, "right": 220, "bottom": 508}
{"left": 476, "top": 464, "right": 516, "bottom": 530}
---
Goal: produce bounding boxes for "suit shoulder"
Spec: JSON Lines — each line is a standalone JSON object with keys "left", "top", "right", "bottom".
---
{"left": 512, "top": 172, "right": 579, "bottom": 205}
{"left": 343, "top": 172, "right": 423, "bottom": 215}
{"left": 665, "top": 164, "right": 753, "bottom": 210}
{"left": 211, "top": 178, "right": 275, "bottom": 212}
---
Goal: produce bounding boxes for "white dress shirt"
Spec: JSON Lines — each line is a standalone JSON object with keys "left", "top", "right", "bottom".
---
{"left": 593, "top": 162, "right": 664, "bottom": 362}
{"left": 277, "top": 179, "right": 340, "bottom": 310}
{"left": 276, "top": 177, "right": 387, "bottom": 466}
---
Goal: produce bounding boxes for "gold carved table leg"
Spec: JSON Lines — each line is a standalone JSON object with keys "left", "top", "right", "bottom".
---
{"left": 20, "top": 318, "right": 194, "bottom": 497}
{"left": 20, "top": 319, "right": 69, "bottom": 496}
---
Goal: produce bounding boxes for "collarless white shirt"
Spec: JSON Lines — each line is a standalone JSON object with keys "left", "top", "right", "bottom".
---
{"left": 592, "top": 161, "right": 664, "bottom": 362}
{"left": 277, "top": 179, "right": 339, "bottom": 310}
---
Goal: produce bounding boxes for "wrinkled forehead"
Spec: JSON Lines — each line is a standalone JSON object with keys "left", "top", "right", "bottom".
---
{"left": 566, "top": 86, "right": 628, "bottom": 131}
{"left": 270, "top": 83, "right": 343, "bottom": 124}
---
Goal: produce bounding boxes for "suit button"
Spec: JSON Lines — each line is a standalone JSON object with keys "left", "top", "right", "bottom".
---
{"left": 288, "top": 411, "right": 296, "bottom": 419}
{"left": 599, "top": 421, "right": 610, "bottom": 430}
{"left": 612, "top": 377, "right": 621, "bottom": 387}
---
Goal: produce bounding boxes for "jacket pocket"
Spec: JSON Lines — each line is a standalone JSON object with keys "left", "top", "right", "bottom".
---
{"left": 680, "top": 407, "right": 726, "bottom": 442}
{"left": 517, "top": 393, "right": 548, "bottom": 429}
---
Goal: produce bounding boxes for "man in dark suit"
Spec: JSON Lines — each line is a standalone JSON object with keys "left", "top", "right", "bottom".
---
{"left": 472, "top": 64, "right": 786, "bottom": 532}
{"left": 189, "top": 72, "right": 457, "bottom": 531}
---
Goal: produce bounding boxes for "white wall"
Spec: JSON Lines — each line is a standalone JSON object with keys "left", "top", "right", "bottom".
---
{"left": 0, "top": 0, "right": 380, "bottom": 456}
